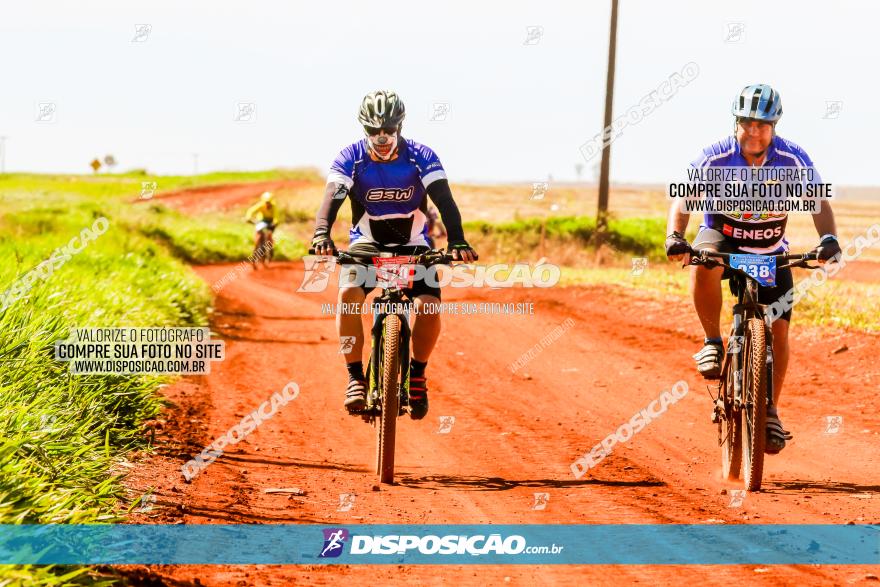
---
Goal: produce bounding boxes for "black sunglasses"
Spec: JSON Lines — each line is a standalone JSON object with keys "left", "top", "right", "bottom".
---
{"left": 364, "top": 125, "right": 399, "bottom": 136}
{"left": 736, "top": 117, "right": 773, "bottom": 127}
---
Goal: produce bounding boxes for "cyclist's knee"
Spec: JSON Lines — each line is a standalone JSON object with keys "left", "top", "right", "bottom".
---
{"left": 339, "top": 286, "right": 365, "bottom": 305}
{"left": 691, "top": 263, "right": 724, "bottom": 281}
{"left": 412, "top": 295, "right": 441, "bottom": 317}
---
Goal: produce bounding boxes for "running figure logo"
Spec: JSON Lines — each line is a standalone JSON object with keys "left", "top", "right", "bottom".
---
{"left": 140, "top": 181, "right": 157, "bottom": 199}
{"left": 728, "top": 335, "right": 743, "bottom": 355}
{"left": 319, "top": 528, "right": 350, "bottom": 558}
{"left": 727, "top": 489, "right": 746, "bottom": 508}
{"left": 430, "top": 102, "right": 450, "bottom": 122}
{"left": 298, "top": 256, "right": 337, "bottom": 293}
{"left": 337, "top": 493, "right": 356, "bottom": 512}
{"left": 823, "top": 415, "right": 843, "bottom": 435}
{"left": 631, "top": 257, "right": 648, "bottom": 276}
{"left": 437, "top": 415, "right": 455, "bottom": 434}
{"left": 531, "top": 492, "right": 550, "bottom": 510}
{"left": 530, "top": 182, "right": 549, "bottom": 200}
{"left": 339, "top": 336, "right": 355, "bottom": 355}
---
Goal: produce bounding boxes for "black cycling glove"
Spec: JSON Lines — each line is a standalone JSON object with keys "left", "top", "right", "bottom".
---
{"left": 310, "top": 230, "right": 336, "bottom": 256}
{"left": 814, "top": 235, "right": 841, "bottom": 263}
{"left": 665, "top": 231, "right": 690, "bottom": 257}
{"left": 448, "top": 240, "right": 478, "bottom": 261}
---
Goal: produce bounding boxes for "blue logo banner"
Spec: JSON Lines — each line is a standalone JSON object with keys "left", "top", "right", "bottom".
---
{"left": 0, "top": 524, "right": 877, "bottom": 565}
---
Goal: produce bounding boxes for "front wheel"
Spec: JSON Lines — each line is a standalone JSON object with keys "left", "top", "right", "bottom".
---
{"left": 720, "top": 357, "right": 742, "bottom": 480}
{"left": 263, "top": 230, "right": 274, "bottom": 264}
{"left": 741, "top": 317, "right": 768, "bottom": 491}
{"left": 377, "top": 314, "right": 401, "bottom": 484}
{"left": 253, "top": 230, "right": 267, "bottom": 268}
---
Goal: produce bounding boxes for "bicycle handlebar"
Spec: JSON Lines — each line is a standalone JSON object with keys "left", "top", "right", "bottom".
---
{"left": 307, "top": 248, "right": 457, "bottom": 267}
{"left": 687, "top": 247, "right": 820, "bottom": 272}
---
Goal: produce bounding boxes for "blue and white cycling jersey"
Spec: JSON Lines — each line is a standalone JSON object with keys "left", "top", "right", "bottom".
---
{"left": 690, "top": 135, "right": 822, "bottom": 254}
{"left": 327, "top": 137, "right": 447, "bottom": 247}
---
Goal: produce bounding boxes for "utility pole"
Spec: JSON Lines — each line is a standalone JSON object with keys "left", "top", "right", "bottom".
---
{"left": 596, "top": 0, "right": 619, "bottom": 237}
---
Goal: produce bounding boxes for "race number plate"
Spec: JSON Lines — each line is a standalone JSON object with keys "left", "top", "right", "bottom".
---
{"left": 729, "top": 253, "right": 776, "bottom": 287}
{"left": 373, "top": 256, "right": 415, "bottom": 289}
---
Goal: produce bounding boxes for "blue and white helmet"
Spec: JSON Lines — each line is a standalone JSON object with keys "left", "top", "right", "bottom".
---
{"left": 732, "top": 84, "right": 782, "bottom": 122}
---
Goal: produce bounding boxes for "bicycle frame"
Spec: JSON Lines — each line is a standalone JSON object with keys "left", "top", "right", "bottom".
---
{"left": 692, "top": 249, "right": 818, "bottom": 412}
{"left": 728, "top": 273, "right": 773, "bottom": 408}
{"left": 330, "top": 249, "right": 454, "bottom": 421}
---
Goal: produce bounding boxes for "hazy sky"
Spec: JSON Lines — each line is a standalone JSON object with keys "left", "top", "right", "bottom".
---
{"left": 1, "top": 1, "right": 877, "bottom": 185}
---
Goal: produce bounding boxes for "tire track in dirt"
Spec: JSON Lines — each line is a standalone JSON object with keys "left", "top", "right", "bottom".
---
{"left": 123, "top": 259, "right": 880, "bottom": 586}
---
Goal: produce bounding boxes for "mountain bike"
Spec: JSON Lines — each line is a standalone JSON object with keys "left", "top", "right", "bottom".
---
{"left": 249, "top": 220, "right": 275, "bottom": 269}
{"left": 688, "top": 248, "right": 818, "bottom": 491}
{"left": 317, "top": 248, "right": 455, "bottom": 484}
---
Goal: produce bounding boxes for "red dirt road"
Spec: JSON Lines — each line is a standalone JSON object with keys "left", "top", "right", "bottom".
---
{"left": 133, "top": 180, "right": 312, "bottom": 215}
{"left": 124, "top": 258, "right": 880, "bottom": 586}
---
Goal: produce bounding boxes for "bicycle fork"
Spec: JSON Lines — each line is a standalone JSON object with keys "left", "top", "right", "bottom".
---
{"left": 730, "top": 309, "right": 744, "bottom": 410}
{"left": 367, "top": 309, "right": 412, "bottom": 414}
{"left": 763, "top": 312, "right": 775, "bottom": 410}
{"left": 729, "top": 307, "right": 775, "bottom": 412}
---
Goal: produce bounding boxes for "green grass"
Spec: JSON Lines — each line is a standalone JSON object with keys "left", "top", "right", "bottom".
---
{"left": 560, "top": 264, "right": 880, "bottom": 332}
{"left": 464, "top": 215, "right": 673, "bottom": 259}
{"left": 0, "top": 168, "right": 321, "bottom": 202}
{"left": 130, "top": 203, "right": 306, "bottom": 264}
{"left": 0, "top": 171, "right": 311, "bottom": 266}
{"left": 0, "top": 174, "right": 235, "bottom": 585}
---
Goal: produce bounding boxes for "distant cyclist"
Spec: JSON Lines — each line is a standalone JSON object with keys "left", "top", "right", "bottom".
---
{"left": 665, "top": 84, "right": 841, "bottom": 453}
{"left": 425, "top": 205, "right": 447, "bottom": 249}
{"left": 245, "top": 191, "right": 276, "bottom": 268}
{"left": 311, "top": 90, "right": 477, "bottom": 419}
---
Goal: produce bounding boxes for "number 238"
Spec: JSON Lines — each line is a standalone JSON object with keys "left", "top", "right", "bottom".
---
{"left": 736, "top": 264, "right": 771, "bottom": 278}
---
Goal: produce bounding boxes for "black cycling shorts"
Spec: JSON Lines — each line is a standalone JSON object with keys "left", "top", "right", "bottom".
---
{"left": 339, "top": 242, "right": 442, "bottom": 301}
{"left": 692, "top": 228, "right": 794, "bottom": 322}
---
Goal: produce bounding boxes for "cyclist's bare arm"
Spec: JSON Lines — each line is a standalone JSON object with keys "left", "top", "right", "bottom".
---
{"left": 811, "top": 199, "right": 838, "bottom": 240}
{"left": 666, "top": 198, "right": 689, "bottom": 237}
{"left": 666, "top": 199, "right": 691, "bottom": 262}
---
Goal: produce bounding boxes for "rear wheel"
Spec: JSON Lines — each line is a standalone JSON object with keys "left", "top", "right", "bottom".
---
{"left": 720, "top": 357, "right": 742, "bottom": 480}
{"left": 741, "top": 317, "right": 768, "bottom": 491}
{"left": 377, "top": 314, "right": 401, "bottom": 484}
{"left": 263, "top": 230, "right": 274, "bottom": 265}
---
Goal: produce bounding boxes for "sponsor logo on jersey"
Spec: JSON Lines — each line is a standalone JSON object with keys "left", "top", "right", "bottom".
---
{"left": 365, "top": 186, "right": 415, "bottom": 202}
{"left": 724, "top": 211, "right": 787, "bottom": 222}
{"left": 721, "top": 224, "right": 783, "bottom": 240}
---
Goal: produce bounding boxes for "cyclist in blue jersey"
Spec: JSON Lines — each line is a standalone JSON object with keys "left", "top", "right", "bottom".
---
{"left": 665, "top": 84, "right": 841, "bottom": 453}
{"left": 311, "top": 90, "right": 477, "bottom": 419}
